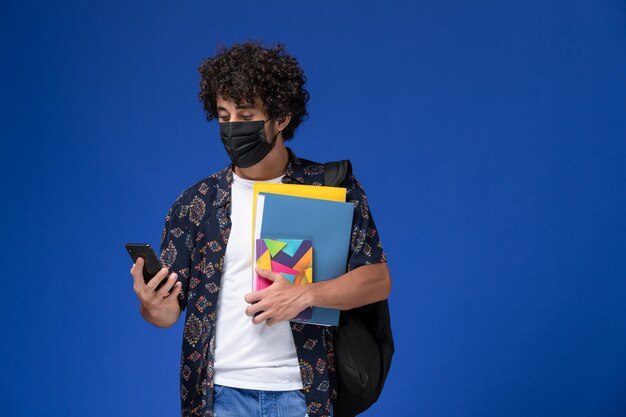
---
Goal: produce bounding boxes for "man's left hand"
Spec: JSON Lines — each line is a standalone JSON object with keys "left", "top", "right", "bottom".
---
{"left": 244, "top": 267, "right": 310, "bottom": 326}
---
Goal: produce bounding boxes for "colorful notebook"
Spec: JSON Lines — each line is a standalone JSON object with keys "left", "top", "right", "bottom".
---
{"left": 255, "top": 238, "right": 313, "bottom": 320}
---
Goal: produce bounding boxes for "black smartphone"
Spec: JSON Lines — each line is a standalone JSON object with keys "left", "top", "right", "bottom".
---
{"left": 125, "top": 243, "right": 170, "bottom": 291}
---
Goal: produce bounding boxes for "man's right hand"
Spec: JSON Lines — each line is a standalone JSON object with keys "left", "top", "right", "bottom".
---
{"left": 131, "top": 257, "right": 182, "bottom": 328}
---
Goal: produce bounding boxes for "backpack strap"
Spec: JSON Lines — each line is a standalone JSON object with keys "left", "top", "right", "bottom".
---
{"left": 323, "top": 159, "right": 395, "bottom": 416}
{"left": 323, "top": 160, "right": 353, "bottom": 187}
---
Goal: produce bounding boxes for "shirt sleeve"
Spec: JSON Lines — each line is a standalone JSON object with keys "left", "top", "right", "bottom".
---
{"left": 160, "top": 196, "right": 193, "bottom": 312}
{"left": 345, "top": 174, "right": 387, "bottom": 271}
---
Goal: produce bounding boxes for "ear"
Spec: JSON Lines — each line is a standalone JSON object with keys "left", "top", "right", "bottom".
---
{"left": 276, "top": 114, "right": 292, "bottom": 132}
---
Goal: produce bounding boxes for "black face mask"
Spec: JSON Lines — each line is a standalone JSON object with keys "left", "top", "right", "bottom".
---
{"left": 219, "top": 120, "right": 278, "bottom": 168}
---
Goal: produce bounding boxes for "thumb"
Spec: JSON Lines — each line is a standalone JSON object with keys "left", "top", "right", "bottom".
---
{"left": 255, "top": 266, "right": 278, "bottom": 282}
{"left": 132, "top": 257, "right": 145, "bottom": 276}
{"left": 131, "top": 257, "right": 146, "bottom": 287}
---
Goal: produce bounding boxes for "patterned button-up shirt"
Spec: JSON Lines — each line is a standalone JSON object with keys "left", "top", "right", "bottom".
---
{"left": 160, "top": 149, "right": 386, "bottom": 417}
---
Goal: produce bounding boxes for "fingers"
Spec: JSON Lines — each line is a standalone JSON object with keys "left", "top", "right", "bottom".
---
{"left": 156, "top": 273, "right": 179, "bottom": 297}
{"left": 131, "top": 257, "right": 148, "bottom": 295}
{"left": 244, "top": 290, "right": 263, "bottom": 304}
{"left": 252, "top": 309, "right": 272, "bottom": 325}
{"left": 131, "top": 257, "right": 145, "bottom": 284}
{"left": 245, "top": 297, "right": 272, "bottom": 325}
{"left": 247, "top": 268, "right": 285, "bottom": 302}
{"left": 255, "top": 267, "right": 282, "bottom": 282}
{"left": 245, "top": 270, "right": 292, "bottom": 325}
{"left": 166, "top": 281, "right": 183, "bottom": 300}
{"left": 245, "top": 300, "right": 265, "bottom": 317}
{"left": 145, "top": 267, "right": 170, "bottom": 291}
{"left": 132, "top": 257, "right": 180, "bottom": 305}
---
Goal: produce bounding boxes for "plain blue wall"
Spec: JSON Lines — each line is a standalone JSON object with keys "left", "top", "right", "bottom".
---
{"left": 2, "top": 1, "right": 626, "bottom": 416}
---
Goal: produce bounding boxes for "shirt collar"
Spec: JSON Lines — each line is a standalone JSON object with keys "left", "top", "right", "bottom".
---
{"left": 282, "top": 147, "right": 307, "bottom": 185}
{"left": 213, "top": 147, "right": 307, "bottom": 208}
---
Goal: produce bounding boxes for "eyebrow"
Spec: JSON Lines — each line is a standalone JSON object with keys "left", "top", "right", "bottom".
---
{"left": 216, "top": 103, "right": 256, "bottom": 112}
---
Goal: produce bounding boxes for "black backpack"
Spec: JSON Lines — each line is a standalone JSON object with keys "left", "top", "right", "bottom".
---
{"left": 324, "top": 161, "right": 395, "bottom": 417}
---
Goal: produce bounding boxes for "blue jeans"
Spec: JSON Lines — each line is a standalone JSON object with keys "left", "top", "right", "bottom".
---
{"left": 213, "top": 385, "right": 309, "bottom": 417}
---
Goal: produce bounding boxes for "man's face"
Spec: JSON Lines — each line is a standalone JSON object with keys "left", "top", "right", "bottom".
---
{"left": 215, "top": 95, "right": 291, "bottom": 176}
{"left": 216, "top": 95, "right": 280, "bottom": 143}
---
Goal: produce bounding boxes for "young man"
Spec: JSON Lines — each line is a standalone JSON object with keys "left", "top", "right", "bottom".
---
{"left": 130, "top": 42, "right": 391, "bottom": 417}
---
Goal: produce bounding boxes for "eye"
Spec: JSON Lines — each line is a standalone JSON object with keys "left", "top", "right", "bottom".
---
{"left": 218, "top": 114, "right": 230, "bottom": 121}
{"left": 241, "top": 113, "right": 254, "bottom": 120}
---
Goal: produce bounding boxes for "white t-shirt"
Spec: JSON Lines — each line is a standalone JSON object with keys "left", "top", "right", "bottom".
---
{"left": 213, "top": 172, "right": 303, "bottom": 390}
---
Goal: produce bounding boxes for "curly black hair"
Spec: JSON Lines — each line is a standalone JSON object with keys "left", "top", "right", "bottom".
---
{"left": 198, "top": 41, "right": 310, "bottom": 140}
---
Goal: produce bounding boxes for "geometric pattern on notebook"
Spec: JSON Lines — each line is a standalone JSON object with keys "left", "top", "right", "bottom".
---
{"left": 255, "top": 238, "right": 313, "bottom": 320}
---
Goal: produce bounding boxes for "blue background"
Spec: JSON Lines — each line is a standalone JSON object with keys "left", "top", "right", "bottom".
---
{"left": 2, "top": 1, "right": 625, "bottom": 416}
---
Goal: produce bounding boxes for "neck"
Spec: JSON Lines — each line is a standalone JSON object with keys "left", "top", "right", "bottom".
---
{"left": 233, "top": 139, "right": 289, "bottom": 181}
